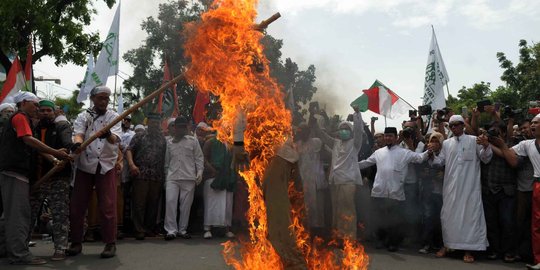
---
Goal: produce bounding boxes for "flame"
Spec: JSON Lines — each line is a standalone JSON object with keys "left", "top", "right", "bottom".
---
{"left": 184, "top": 0, "right": 369, "bottom": 269}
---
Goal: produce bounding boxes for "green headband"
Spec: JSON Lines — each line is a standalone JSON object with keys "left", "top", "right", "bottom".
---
{"left": 39, "top": 100, "right": 56, "bottom": 109}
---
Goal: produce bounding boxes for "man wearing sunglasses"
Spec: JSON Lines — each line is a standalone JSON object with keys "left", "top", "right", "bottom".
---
{"left": 429, "top": 115, "right": 492, "bottom": 263}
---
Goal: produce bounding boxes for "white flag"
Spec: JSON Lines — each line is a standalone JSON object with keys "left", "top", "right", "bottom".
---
{"left": 422, "top": 27, "right": 449, "bottom": 110}
{"left": 80, "top": 2, "right": 120, "bottom": 100}
{"left": 77, "top": 53, "right": 95, "bottom": 103}
{"left": 117, "top": 87, "right": 124, "bottom": 114}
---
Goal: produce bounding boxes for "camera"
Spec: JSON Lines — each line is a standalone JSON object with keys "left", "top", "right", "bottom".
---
{"left": 502, "top": 105, "right": 523, "bottom": 119}
{"left": 402, "top": 127, "right": 415, "bottom": 139}
{"left": 476, "top": 99, "right": 492, "bottom": 112}
{"left": 418, "top": 105, "right": 432, "bottom": 116}
{"left": 436, "top": 107, "right": 451, "bottom": 122}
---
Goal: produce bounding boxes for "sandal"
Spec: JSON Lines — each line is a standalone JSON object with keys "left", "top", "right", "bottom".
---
{"left": 435, "top": 247, "right": 447, "bottom": 258}
{"left": 463, "top": 253, "right": 475, "bottom": 263}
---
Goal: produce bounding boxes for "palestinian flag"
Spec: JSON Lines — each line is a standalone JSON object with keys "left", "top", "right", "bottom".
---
{"left": 350, "top": 80, "right": 409, "bottom": 119}
{"left": 0, "top": 56, "right": 26, "bottom": 103}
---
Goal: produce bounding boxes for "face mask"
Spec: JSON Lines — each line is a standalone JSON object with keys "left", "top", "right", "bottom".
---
{"left": 338, "top": 129, "right": 352, "bottom": 140}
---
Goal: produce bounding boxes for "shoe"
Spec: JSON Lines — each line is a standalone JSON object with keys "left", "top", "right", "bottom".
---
{"left": 28, "top": 241, "right": 37, "bottom": 247}
{"left": 177, "top": 231, "right": 191, "bottom": 239}
{"left": 203, "top": 231, "right": 212, "bottom": 239}
{"left": 463, "top": 253, "right": 475, "bottom": 263}
{"left": 51, "top": 250, "right": 66, "bottom": 261}
{"left": 66, "top": 243, "right": 82, "bottom": 256}
{"left": 225, "top": 231, "right": 235, "bottom": 238}
{"left": 100, "top": 243, "right": 116, "bottom": 259}
{"left": 487, "top": 252, "right": 497, "bottom": 260}
{"left": 135, "top": 232, "right": 145, "bottom": 240}
{"left": 10, "top": 257, "right": 47, "bottom": 265}
{"left": 503, "top": 254, "right": 515, "bottom": 263}
{"left": 164, "top": 233, "right": 175, "bottom": 241}
{"left": 387, "top": 246, "right": 398, "bottom": 252}
{"left": 418, "top": 245, "right": 430, "bottom": 254}
{"left": 526, "top": 263, "right": 540, "bottom": 270}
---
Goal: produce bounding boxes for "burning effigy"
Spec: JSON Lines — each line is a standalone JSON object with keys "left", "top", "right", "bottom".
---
{"left": 183, "top": 0, "right": 369, "bottom": 269}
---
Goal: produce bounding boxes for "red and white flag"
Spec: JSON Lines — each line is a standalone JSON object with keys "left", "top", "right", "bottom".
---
{"left": 0, "top": 56, "right": 26, "bottom": 103}
{"left": 362, "top": 80, "right": 409, "bottom": 119}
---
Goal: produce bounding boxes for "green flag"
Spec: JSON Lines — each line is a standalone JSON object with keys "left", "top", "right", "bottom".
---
{"left": 350, "top": 94, "right": 369, "bottom": 112}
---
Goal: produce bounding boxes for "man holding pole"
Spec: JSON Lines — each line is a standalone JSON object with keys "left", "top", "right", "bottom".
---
{"left": 0, "top": 92, "right": 71, "bottom": 265}
{"left": 67, "top": 86, "right": 122, "bottom": 258}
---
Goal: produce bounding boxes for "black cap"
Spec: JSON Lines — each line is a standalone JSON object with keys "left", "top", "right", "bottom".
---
{"left": 174, "top": 116, "right": 189, "bottom": 126}
{"left": 384, "top": 127, "right": 398, "bottom": 135}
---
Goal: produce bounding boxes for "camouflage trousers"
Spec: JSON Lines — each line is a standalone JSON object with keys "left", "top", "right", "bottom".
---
{"left": 30, "top": 177, "right": 70, "bottom": 251}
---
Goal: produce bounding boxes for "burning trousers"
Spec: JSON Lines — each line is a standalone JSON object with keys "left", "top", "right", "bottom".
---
{"left": 533, "top": 181, "right": 540, "bottom": 264}
{"left": 263, "top": 156, "right": 306, "bottom": 269}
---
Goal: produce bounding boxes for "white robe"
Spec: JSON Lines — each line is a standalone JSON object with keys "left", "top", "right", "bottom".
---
{"left": 297, "top": 138, "right": 326, "bottom": 228}
{"left": 431, "top": 134, "right": 493, "bottom": 250}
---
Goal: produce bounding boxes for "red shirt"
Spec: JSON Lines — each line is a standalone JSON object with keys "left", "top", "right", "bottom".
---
{"left": 11, "top": 113, "right": 33, "bottom": 138}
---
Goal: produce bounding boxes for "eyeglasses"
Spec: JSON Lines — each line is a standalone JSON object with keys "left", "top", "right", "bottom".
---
{"left": 449, "top": 123, "right": 463, "bottom": 128}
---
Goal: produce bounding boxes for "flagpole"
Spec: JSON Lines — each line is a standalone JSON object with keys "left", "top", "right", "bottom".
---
{"left": 113, "top": 75, "right": 118, "bottom": 109}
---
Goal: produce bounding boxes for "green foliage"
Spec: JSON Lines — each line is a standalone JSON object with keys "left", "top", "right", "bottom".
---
{"left": 0, "top": 0, "right": 115, "bottom": 70}
{"left": 54, "top": 90, "right": 83, "bottom": 121}
{"left": 496, "top": 40, "right": 540, "bottom": 107}
{"left": 447, "top": 81, "right": 492, "bottom": 112}
{"left": 122, "top": 0, "right": 204, "bottom": 117}
{"left": 123, "top": 0, "right": 318, "bottom": 120}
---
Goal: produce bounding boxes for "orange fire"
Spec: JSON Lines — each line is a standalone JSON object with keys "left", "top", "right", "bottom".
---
{"left": 184, "top": 0, "right": 368, "bottom": 269}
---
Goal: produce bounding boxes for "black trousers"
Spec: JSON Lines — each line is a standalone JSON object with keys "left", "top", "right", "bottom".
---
{"left": 372, "top": 197, "right": 405, "bottom": 247}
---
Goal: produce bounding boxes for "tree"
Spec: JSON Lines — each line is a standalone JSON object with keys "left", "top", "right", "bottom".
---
{"left": 122, "top": 0, "right": 204, "bottom": 117}
{"left": 54, "top": 90, "right": 83, "bottom": 121}
{"left": 496, "top": 40, "right": 540, "bottom": 107}
{"left": 0, "top": 0, "right": 115, "bottom": 72}
{"left": 447, "top": 81, "right": 492, "bottom": 112}
{"left": 123, "top": 0, "right": 318, "bottom": 121}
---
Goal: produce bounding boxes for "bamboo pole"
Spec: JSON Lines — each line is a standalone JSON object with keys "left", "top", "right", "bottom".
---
{"left": 32, "top": 73, "right": 185, "bottom": 190}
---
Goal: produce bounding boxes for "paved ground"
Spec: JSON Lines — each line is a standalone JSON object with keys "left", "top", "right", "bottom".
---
{"left": 1, "top": 237, "right": 529, "bottom": 270}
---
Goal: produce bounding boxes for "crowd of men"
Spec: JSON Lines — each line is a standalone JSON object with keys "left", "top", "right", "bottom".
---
{"left": 0, "top": 86, "right": 539, "bottom": 270}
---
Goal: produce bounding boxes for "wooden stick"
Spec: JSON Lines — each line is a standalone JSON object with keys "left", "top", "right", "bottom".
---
{"left": 253, "top": 12, "right": 281, "bottom": 32}
{"left": 32, "top": 73, "right": 185, "bottom": 190}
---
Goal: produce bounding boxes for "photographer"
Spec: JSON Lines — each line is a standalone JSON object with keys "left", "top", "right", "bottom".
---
{"left": 399, "top": 119, "right": 425, "bottom": 245}
{"left": 481, "top": 122, "right": 518, "bottom": 262}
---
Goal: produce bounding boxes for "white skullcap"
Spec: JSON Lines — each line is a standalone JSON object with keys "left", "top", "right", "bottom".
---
{"left": 534, "top": 114, "right": 540, "bottom": 120}
{"left": 14, "top": 92, "right": 39, "bottom": 103}
{"left": 448, "top": 115, "right": 465, "bottom": 123}
{"left": 196, "top": 122, "right": 211, "bottom": 130}
{"left": 134, "top": 124, "right": 145, "bottom": 131}
{"left": 0, "top": 103, "right": 15, "bottom": 112}
{"left": 90, "top": 86, "right": 112, "bottom": 96}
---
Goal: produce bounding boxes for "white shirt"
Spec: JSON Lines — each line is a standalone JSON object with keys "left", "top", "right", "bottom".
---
{"left": 400, "top": 141, "right": 425, "bottom": 184}
{"left": 512, "top": 139, "right": 540, "bottom": 177}
{"left": 359, "top": 145, "right": 429, "bottom": 201}
{"left": 73, "top": 109, "right": 122, "bottom": 175}
{"left": 165, "top": 135, "right": 204, "bottom": 181}
{"left": 329, "top": 112, "right": 365, "bottom": 185}
{"left": 120, "top": 129, "right": 135, "bottom": 152}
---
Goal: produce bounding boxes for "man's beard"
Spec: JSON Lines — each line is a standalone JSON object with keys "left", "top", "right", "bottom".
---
{"left": 386, "top": 144, "right": 393, "bottom": 149}
{"left": 39, "top": 118, "right": 54, "bottom": 127}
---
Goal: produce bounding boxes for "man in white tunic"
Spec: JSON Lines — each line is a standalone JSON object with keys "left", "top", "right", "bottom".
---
{"left": 164, "top": 117, "right": 204, "bottom": 240}
{"left": 358, "top": 127, "right": 430, "bottom": 252}
{"left": 311, "top": 107, "right": 364, "bottom": 239}
{"left": 492, "top": 114, "right": 540, "bottom": 269}
{"left": 295, "top": 123, "right": 326, "bottom": 231}
{"left": 430, "top": 115, "right": 492, "bottom": 263}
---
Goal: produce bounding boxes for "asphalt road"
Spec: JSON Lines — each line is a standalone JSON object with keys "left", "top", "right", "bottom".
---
{"left": 2, "top": 237, "right": 527, "bottom": 270}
